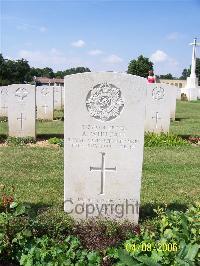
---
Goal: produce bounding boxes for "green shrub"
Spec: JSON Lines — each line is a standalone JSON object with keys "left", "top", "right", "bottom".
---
{"left": 0, "top": 186, "right": 199, "bottom": 265}
{"left": 108, "top": 205, "right": 200, "bottom": 265}
{"left": 48, "top": 137, "right": 64, "bottom": 147}
{"left": 181, "top": 93, "right": 188, "bottom": 101}
{"left": 18, "top": 235, "right": 101, "bottom": 266}
{"left": 144, "top": 133, "right": 189, "bottom": 147}
{"left": 6, "top": 136, "right": 36, "bottom": 146}
{"left": 0, "top": 135, "right": 7, "bottom": 143}
{"left": 54, "top": 109, "right": 64, "bottom": 121}
{"left": 0, "top": 116, "right": 8, "bottom": 122}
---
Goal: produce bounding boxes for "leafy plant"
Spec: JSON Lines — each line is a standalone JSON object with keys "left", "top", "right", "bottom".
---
{"left": 19, "top": 235, "right": 101, "bottom": 266}
{"left": 115, "top": 205, "right": 200, "bottom": 265}
{"left": 0, "top": 185, "right": 32, "bottom": 261}
{"left": 144, "top": 133, "right": 189, "bottom": 147}
{"left": 0, "top": 116, "right": 8, "bottom": 122}
{"left": 6, "top": 136, "right": 36, "bottom": 146}
{"left": 0, "top": 135, "right": 7, "bottom": 143}
{"left": 48, "top": 137, "right": 64, "bottom": 147}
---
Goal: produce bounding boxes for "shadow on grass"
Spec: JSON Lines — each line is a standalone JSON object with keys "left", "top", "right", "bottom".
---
{"left": 23, "top": 202, "right": 53, "bottom": 216}
{"left": 0, "top": 134, "right": 7, "bottom": 143}
{"left": 139, "top": 202, "right": 189, "bottom": 222}
{"left": 174, "top": 117, "right": 190, "bottom": 122}
{"left": 37, "top": 134, "right": 64, "bottom": 140}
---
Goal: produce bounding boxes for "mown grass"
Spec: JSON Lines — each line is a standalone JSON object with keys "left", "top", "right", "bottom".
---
{"left": 0, "top": 145, "right": 199, "bottom": 221}
{"left": 170, "top": 100, "right": 200, "bottom": 136}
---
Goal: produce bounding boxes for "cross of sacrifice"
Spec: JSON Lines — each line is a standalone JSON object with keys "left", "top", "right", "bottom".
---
{"left": 189, "top": 38, "right": 200, "bottom": 78}
{"left": 152, "top": 112, "right": 161, "bottom": 129}
{"left": 17, "top": 113, "right": 26, "bottom": 130}
{"left": 90, "top": 152, "right": 116, "bottom": 195}
{"left": 42, "top": 104, "right": 48, "bottom": 114}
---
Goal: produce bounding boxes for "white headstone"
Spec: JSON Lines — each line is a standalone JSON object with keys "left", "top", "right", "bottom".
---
{"left": 0, "top": 86, "right": 8, "bottom": 117}
{"left": 61, "top": 86, "right": 64, "bottom": 108}
{"left": 53, "top": 86, "right": 62, "bottom": 110}
{"left": 8, "top": 84, "right": 36, "bottom": 138}
{"left": 36, "top": 86, "right": 54, "bottom": 120}
{"left": 145, "top": 84, "right": 171, "bottom": 133}
{"left": 176, "top": 87, "right": 181, "bottom": 100}
{"left": 169, "top": 86, "right": 177, "bottom": 121}
{"left": 64, "top": 72, "right": 146, "bottom": 222}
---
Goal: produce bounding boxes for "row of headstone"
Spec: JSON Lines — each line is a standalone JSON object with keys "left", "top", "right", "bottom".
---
{"left": 0, "top": 73, "right": 178, "bottom": 224}
{"left": 0, "top": 74, "right": 177, "bottom": 141}
{"left": 63, "top": 72, "right": 178, "bottom": 223}
{"left": 0, "top": 85, "right": 63, "bottom": 138}
{"left": 0, "top": 85, "right": 64, "bottom": 119}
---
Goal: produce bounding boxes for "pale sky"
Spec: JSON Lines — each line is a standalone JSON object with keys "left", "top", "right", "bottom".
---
{"left": 1, "top": 0, "right": 200, "bottom": 77}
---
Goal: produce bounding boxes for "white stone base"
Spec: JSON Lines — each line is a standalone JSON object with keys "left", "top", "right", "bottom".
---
{"left": 181, "top": 77, "right": 199, "bottom": 101}
{"left": 198, "top": 87, "right": 200, "bottom": 99}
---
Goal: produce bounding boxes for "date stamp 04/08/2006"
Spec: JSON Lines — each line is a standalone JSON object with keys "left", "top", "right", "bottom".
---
{"left": 125, "top": 242, "right": 179, "bottom": 253}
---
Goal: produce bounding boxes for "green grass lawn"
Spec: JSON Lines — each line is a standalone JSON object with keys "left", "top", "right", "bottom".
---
{"left": 0, "top": 101, "right": 200, "bottom": 221}
{"left": 170, "top": 100, "right": 200, "bottom": 136}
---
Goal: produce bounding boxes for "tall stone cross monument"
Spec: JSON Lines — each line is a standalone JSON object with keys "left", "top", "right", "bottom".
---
{"left": 185, "top": 38, "right": 200, "bottom": 100}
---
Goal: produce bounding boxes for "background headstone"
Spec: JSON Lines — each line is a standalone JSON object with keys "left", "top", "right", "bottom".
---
{"left": 145, "top": 84, "right": 171, "bottom": 133}
{"left": 53, "top": 86, "right": 62, "bottom": 110}
{"left": 0, "top": 86, "right": 8, "bottom": 117}
{"left": 36, "top": 86, "right": 54, "bottom": 120}
{"left": 176, "top": 87, "right": 181, "bottom": 100}
{"left": 169, "top": 86, "right": 177, "bottom": 121}
{"left": 8, "top": 84, "right": 36, "bottom": 138}
{"left": 61, "top": 86, "right": 64, "bottom": 108}
{"left": 64, "top": 72, "right": 146, "bottom": 223}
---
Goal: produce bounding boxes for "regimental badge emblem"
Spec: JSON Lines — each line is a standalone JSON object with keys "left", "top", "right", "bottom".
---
{"left": 41, "top": 87, "right": 50, "bottom": 96}
{"left": 0, "top": 88, "right": 8, "bottom": 95}
{"left": 86, "top": 82, "right": 124, "bottom": 121}
{"left": 15, "top": 88, "right": 29, "bottom": 100}
{"left": 152, "top": 86, "right": 165, "bottom": 100}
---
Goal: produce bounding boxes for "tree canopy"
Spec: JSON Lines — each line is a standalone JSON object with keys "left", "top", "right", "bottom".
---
{"left": 127, "top": 55, "right": 154, "bottom": 78}
{"left": 158, "top": 73, "right": 175, "bottom": 80}
{"left": 0, "top": 54, "right": 91, "bottom": 86}
{"left": 180, "top": 58, "right": 200, "bottom": 83}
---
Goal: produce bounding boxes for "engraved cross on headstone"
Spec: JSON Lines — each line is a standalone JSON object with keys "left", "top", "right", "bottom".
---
{"left": 90, "top": 152, "right": 116, "bottom": 195}
{"left": 17, "top": 113, "right": 26, "bottom": 130}
{"left": 42, "top": 104, "right": 48, "bottom": 114}
{"left": 1, "top": 104, "right": 8, "bottom": 111}
{"left": 152, "top": 112, "right": 161, "bottom": 129}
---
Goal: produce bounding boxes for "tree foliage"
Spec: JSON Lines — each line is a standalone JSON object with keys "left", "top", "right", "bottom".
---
{"left": 180, "top": 68, "right": 190, "bottom": 80}
{"left": 0, "top": 54, "right": 91, "bottom": 85}
{"left": 158, "top": 73, "right": 175, "bottom": 80}
{"left": 54, "top": 67, "right": 91, "bottom": 78}
{"left": 127, "top": 55, "right": 154, "bottom": 78}
{"left": 180, "top": 58, "right": 200, "bottom": 84}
